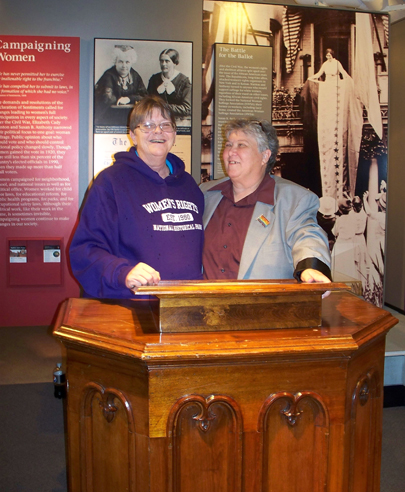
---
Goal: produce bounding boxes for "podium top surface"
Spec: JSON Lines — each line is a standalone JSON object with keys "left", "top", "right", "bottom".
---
{"left": 135, "top": 279, "right": 340, "bottom": 296}
{"left": 53, "top": 281, "right": 398, "bottom": 364}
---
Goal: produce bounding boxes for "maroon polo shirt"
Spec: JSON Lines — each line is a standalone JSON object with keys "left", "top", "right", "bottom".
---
{"left": 203, "top": 174, "right": 275, "bottom": 279}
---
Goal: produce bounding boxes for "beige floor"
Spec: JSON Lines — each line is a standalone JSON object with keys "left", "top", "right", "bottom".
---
{"left": 384, "top": 305, "right": 405, "bottom": 354}
{"left": 0, "top": 325, "right": 64, "bottom": 385}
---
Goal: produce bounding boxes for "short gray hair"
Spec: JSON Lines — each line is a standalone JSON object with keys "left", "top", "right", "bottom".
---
{"left": 223, "top": 119, "right": 279, "bottom": 172}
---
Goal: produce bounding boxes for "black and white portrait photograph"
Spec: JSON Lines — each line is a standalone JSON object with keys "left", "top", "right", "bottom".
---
{"left": 94, "top": 43, "right": 147, "bottom": 129}
{"left": 93, "top": 38, "right": 193, "bottom": 176}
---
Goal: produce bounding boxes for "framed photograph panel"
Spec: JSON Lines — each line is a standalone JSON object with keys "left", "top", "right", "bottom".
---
{"left": 93, "top": 38, "right": 192, "bottom": 176}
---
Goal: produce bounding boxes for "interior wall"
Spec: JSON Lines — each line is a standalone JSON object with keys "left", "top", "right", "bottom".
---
{"left": 1, "top": 0, "right": 403, "bottom": 312}
{"left": 385, "top": 17, "right": 405, "bottom": 311}
{"left": 0, "top": 0, "right": 287, "bottom": 327}
{"left": 0, "top": 0, "right": 206, "bottom": 200}
{"left": 0, "top": 0, "right": 288, "bottom": 201}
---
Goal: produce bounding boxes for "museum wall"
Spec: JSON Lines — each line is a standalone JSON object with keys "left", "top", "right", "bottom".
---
{"left": 0, "top": 0, "right": 287, "bottom": 193}
{"left": 0, "top": 0, "right": 403, "bottom": 322}
{"left": 1, "top": 0, "right": 210, "bottom": 193}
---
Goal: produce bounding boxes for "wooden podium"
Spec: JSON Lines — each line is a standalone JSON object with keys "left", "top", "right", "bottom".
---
{"left": 53, "top": 281, "right": 397, "bottom": 492}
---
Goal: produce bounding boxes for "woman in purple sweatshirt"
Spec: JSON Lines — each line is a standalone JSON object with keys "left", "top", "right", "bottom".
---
{"left": 70, "top": 96, "right": 204, "bottom": 298}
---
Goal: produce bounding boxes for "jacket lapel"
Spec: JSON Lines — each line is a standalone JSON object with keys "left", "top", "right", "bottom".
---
{"left": 238, "top": 202, "right": 275, "bottom": 279}
{"left": 203, "top": 190, "right": 224, "bottom": 228}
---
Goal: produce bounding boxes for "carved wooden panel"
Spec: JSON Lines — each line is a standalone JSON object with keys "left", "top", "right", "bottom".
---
{"left": 167, "top": 395, "right": 243, "bottom": 492}
{"left": 258, "top": 392, "right": 329, "bottom": 492}
{"left": 349, "top": 370, "right": 382, "bottom": 492}
{"left": 55, "top": 293, "right": 396, "bottom": 492}
{"left": 80, "top": 383, "right": 136, "bottom": 492}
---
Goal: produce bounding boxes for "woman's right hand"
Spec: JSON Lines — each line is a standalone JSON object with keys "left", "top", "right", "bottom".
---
{"left": 125, "top": 262, "right": 161, "bottom": 290}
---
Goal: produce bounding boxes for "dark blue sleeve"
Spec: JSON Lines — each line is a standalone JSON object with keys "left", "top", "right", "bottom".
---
{"left": 69, "top": 180, "right": 134, "bottom": 298}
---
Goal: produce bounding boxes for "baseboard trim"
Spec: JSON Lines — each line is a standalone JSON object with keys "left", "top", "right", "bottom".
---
{"left": 384, "top": 385, "right": 405, "bottom": 407}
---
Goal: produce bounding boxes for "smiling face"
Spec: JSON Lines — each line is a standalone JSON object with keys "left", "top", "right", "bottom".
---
{"left": 130, "top": 108, "right": 176, "bottom": 166}
{"left": 160, "top": 54, "right": 176, "bottom": 77}
{"left": 223, "top": 130, "right": 271, "bottom": 188}
{"left": 115, "top": 51, "right": 133, "bottom": 77}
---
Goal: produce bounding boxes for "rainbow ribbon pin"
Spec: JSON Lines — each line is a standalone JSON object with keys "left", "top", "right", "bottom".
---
{"left": 257, "top": 214, "right": 270, "bottom": 227}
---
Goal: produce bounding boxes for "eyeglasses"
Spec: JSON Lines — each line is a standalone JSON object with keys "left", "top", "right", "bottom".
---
{"left": 136, "top": 121, "right": 176, "bottom": 133}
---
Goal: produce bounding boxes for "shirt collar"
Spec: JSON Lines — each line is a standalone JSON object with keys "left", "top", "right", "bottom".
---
{"left": 211, "top": 174, "right": 275, "bottom": 206}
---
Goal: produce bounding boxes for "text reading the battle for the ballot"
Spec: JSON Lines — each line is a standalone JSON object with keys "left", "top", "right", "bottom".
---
{"left": 218, "top": 46, "right": 253, "bottom": 59}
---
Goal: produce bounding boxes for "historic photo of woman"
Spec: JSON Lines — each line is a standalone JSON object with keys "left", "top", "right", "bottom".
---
{"left": 94, "top": 45, "right": 147, "bottom": 128}
{"left": 147, "top": 48, "right": 192, "bottom": 127}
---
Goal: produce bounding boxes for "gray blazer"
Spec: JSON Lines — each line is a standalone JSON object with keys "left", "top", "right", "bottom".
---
{"left": 200, "top": 175, "right": 331, "bottom": 280}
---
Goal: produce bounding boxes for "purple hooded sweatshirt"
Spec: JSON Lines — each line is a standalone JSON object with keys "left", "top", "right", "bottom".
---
{"left": 69, "top": 147, "right": 204, "bottom": 298}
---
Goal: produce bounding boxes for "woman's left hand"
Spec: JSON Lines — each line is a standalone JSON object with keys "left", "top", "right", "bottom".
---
{"left": 300, "top": 268, "right": 331, "bottom": 298}
{"left": 300, "top": 269, "right": 330, "bottom": 283}
{"left": 117, "top": 96, "right": 131, "bottom": 105}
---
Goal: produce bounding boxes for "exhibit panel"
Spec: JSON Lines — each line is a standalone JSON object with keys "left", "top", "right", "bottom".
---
{"left": 0, "top": 36, "right": 81, "bottom": 326}
{"left": 201, "top": 2, "right": 390, "bottom": 307}
{"left": 54, "top": 285, "right": 397, "bottom": 492}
